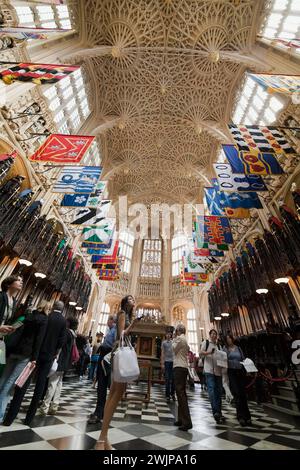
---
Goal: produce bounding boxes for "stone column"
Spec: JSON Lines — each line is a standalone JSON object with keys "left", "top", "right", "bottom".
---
{"left": 129, "top": 238, "right": 143, "bottom": 298}
{"left": 162, "top": 238, "right": 171, "bottom": 322}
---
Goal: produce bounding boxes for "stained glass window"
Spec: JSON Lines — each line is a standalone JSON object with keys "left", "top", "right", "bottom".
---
{"left": 97, "top": 302, "right": 110, "bottom": 335}
{"left": 172, "top": 233, "right": 188, "bottom": 277}
{"left": 140, "top": 239, "right": 162, "bottom": 278}
{"left": 42, "top": 69, "right": 91, "bottom": 133}
{"left": 187, "top": 308, "right": 198, "bottom": 354}
{"left": 15, "top": 3, "right": 72, "bottom": 29}
{"left": 260, "top": 0, "right": 300, "bottom": 55}
{"left": 119, "top": 231, "right": 134, "bottom": 274}
{"left": 232, "top": 75, "right": 285, "bottom": 126}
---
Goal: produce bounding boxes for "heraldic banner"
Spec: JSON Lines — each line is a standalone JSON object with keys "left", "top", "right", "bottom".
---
{"left": 30, "top": 134, "right": 95, "bottom": 164}
{"left": 0, "top": 63, "right": 80, "bottom": 85}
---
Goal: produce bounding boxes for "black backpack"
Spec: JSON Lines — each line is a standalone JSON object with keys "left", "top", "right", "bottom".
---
{"left": 204, "top": 339, "right": 221, "bottom": 352}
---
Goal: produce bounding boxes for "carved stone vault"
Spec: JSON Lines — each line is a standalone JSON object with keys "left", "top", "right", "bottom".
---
{"left": 71, "top": 0, "right": 266, "bottom": 205}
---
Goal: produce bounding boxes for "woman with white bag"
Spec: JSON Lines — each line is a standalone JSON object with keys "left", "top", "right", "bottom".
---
{"left": 94, "top": 294, "right": 139, "bottom": 451}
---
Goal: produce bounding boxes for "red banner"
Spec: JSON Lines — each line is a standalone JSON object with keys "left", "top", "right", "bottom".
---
{"left": 91, "top": 241, "right": 119, "bottom": 264}
{"left": 0, "top": 63, "right": 79, "bottom": 85}
{"left": 30, "top": 134, "right": 95, "bottom": 164}
{"left": 0, "top": 151, "right": 17, "bottom": 162}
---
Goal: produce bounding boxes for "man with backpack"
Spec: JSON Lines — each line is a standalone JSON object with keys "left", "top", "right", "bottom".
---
{"left": 199, "top": 329, "right": 225, "bottom": 424}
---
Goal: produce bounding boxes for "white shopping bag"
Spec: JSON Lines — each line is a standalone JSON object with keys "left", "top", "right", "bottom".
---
{"left": 241, "top": 358, "right": 258, "bottom": 373}
{"left": 215, "top": 349, "right": 228, "bottom": 368}
{"left": 113, "top": 333, "right": 140, "bottom": 383}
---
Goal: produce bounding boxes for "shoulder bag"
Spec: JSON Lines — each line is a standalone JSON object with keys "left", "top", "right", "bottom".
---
{"left": 112, "top": 332, "right": 140, "bottom": 383}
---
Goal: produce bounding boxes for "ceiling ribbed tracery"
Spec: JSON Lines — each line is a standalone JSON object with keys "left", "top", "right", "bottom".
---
{"left": 72, "top": 0, "right": 266, "bottom": 203}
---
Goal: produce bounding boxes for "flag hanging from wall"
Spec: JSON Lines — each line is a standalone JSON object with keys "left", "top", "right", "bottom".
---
{"left": 0, "top": 63, "right": 80, "bottom": 85}
{"left": 30, "top": 134, "right": 94, "bottom": 164}
{"left": 192, "top": 231, "right": 227, "bottom": 254}
{"left": 182, "top": 254, "right": 215, "bottom": 274}
{"left": 180, "top": 270, "right": 209, "bottom": 281}
{"left": 213, "top": 163, "right": 267, "bottom": 192}
{"left": 0, "top": 26, "right": 71, "bottom": 40}
{"left": 195, "top": 247, "right": 225, "bottom": 257}
{"left": 182, "top": 255, "right": 207, "bottom": 274}
{"left": 93, "top": 263, "right": 119, "bottom": 270}
{"left": 91, "top": 241, "right": 119, "bottom": 264}
{"left": 53, "top": 166, "right": 102, "bottom": 193}
{"left": 81, "top": 220, "right": 115, "bottom": 245}
{"left": 194, "top": 216, "right": 233, "bottom": 246}
{"left": 228, "top": 124, "right": 296, "bottom": 155}
{"left": 185, "top": 243, "right": 220, "bottom": 264}
{"left": 180, "top": 271, "right": 209, "bottom": 285}
{"left": 85, "top": 237, "right": 117, "bottom": 255}
{"left": 61, "top": 181, "right": 107, "bottom": 207}
{"left": 82, "top": 239, "right": 114, "bottom": 249}
{"left": 96, "top": 258, "right": 123, "bottom": 280}
{"left": 222, "top": 144, "right": 284, "bottom": 175}
{"left": 70, "top": 201, "right": 111, "bottom": 226}
{"left": 205, "top": 187, "right": 251, "bottom": 217}
{"left": 87, "top": 247, "right": 111, "bottom": 255}
{"left": 248, "top": 73, "right": 300, "bottom": 95}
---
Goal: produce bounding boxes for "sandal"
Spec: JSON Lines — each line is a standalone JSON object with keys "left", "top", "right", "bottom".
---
{"left": 94, "top": 439, "right": 113, "bottom": 451}
{"left": 105, "top": 440, "right": 113, "bottom": 451}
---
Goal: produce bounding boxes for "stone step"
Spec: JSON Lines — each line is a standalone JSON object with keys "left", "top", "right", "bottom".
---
{"left": 276, "top": 385, "right": 297, "bottom": 399}
{"left": 271, "top": 394, "right": 300, "bottom": 413}
{"left": 264, "top": 403, "right": 300, "bottom": 426}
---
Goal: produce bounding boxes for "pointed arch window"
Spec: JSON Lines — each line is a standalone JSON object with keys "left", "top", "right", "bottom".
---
{"left": 140, "top": 239, "right": 162, "bottom": 278}
{"left": 119, "top": 230, "right": 134, "bottom": 274}
{"left": 187, "top": 308, "right": 198, "bottom": 354}
{"left": 172, "top": 233, "right": 188, "bottom": 277}
{"left": 97, "top": 302, "right": 110, "bottom": 335}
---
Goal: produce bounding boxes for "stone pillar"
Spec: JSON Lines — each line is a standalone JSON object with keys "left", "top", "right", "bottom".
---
{"left": 193, "top": 288, "right": 212, "bottom": 341}
{"left": 81, "top": 282, "right": 107, "bottom": 336}
{"left": 162, "top": 238, "right": 171, "bottom": 322}
{"left": 129, "top": 238, "right": 142, "bottom": 298}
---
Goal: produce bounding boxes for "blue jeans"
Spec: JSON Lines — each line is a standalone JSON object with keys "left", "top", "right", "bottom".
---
{"left": 88, "top": 356, "right": 98, "bottom": 380}
{"left": 205, "top": 373, "right": 223, "bottom": 416}
{"left": 164, "top": 361, "right": 175, "bottom": 397}
{"left": 0, "top": 355, "right": 29, "bottom": 421}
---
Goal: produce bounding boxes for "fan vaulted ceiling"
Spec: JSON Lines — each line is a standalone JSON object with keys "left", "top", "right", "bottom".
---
{"left": 71, "top": 0, "right": 266, "bottom": 204}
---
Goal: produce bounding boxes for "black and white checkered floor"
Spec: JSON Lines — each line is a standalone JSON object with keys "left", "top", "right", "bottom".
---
{"left": 1, "top": 378, "right": 300, "bottom": 450}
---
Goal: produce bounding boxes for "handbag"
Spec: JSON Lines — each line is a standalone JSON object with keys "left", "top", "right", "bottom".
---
{"left": 71, "top": 341, "right": 80, "bottom": 364}
{"left": 15, "top": 361, "right": 36, "bottom": 388}
{"left": 112, "top": 333, "right": 140, "bottom": 383}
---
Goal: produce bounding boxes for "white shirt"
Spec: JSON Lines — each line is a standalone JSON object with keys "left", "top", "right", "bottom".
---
{"left": 200, "top": 340, "right": 222, "bottom": 377}
{"left": 172, "top": 334, "right": 189, "bottom": 369}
